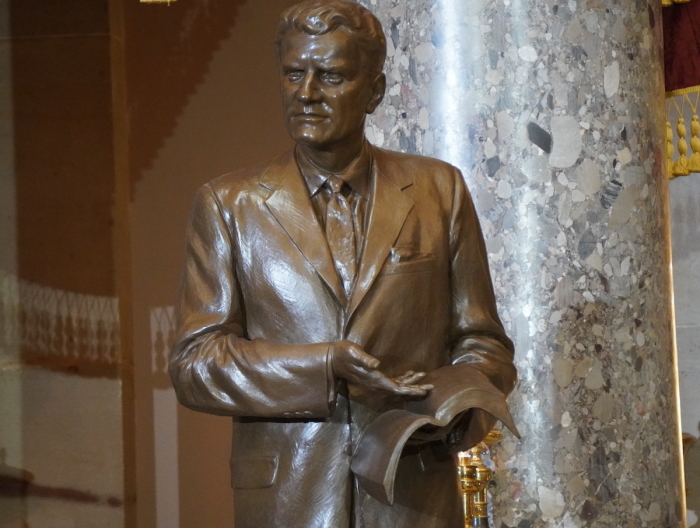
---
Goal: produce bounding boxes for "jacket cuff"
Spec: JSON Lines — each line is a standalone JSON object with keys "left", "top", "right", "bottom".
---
{"left": 326, "top": 343, "right": 338, "bottom": 413}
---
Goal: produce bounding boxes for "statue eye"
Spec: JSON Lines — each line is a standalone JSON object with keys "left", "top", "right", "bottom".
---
{"left": 321, "top": 72, "right": 343, "bottom": 85}
{"left": 287, "top": 70, "right": 304, "bottom": 82}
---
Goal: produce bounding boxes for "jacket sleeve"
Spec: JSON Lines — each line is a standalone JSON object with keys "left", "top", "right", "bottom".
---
{"left": 446, "top": 168, "right": 518, "bottom": 447}
{"left": 168, "top": 183, "right": 336, "bottom": 419}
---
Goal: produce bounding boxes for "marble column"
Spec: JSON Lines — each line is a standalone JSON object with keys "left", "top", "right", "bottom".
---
{"left": 358, "top": 0, "right": 686, "bottom": 526}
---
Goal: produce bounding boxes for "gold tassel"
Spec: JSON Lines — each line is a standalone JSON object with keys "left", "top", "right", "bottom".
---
{"left": 662, "top": 0, "right": 673, "bottom": 6}
{"left": 674, "top": 117, "right": 690, "bottom": 176}
{"left": 689, "top": 115, "right": 700, "bottom": 172}
{"left": 667, "top": 121, "right": 677, "bottom": 179}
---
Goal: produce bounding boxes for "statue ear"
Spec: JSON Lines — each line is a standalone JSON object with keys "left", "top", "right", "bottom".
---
{"left": 366, "top": 73, "right": 386, "bottom": 114}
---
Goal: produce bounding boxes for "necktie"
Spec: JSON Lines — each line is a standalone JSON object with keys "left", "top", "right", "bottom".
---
{"left": 325, "top": 176, "right": 357, "bottom": 298}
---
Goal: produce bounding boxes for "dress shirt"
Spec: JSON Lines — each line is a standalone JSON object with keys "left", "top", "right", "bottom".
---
{"left": 295, "top": 141, "right": 373, "bottom": 263}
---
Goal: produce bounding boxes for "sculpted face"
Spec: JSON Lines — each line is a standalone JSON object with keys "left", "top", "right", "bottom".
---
{"left": 279, "top": 29, "right": 385, "bottom": 152}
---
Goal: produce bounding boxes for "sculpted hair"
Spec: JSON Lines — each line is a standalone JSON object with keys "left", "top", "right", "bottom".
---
{"left": 276, "top": 0, "right": 387, "bottom": 75}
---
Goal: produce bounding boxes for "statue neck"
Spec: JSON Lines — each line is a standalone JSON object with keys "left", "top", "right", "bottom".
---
{"left": 297, "top": 135, "right": 367, "bottom": 174}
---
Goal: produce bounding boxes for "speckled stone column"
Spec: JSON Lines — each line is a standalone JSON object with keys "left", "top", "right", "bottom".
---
{"left": 358, "top": 0, "right": 686, "bottom": 526}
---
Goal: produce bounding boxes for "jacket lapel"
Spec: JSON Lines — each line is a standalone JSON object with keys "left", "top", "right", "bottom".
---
{"left": 348, "top": 147, "right": 414, "bottom": 317}
{"left": 261, "top": 151, "right": 345, "bottom": 303}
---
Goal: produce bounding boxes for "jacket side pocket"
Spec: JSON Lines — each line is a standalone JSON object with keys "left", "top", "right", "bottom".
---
{"left": 230, "top": 455, "right": 278, "bottom": 489}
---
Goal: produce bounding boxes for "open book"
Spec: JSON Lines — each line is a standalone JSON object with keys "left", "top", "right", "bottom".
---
{"left": 350, "top": 364, "right": 520, "bottom": 504}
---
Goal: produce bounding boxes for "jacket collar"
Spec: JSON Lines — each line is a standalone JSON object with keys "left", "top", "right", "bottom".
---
{"left": 261, "top": 144, "right": 414, "bottom": 317}
{"left": 260, "top": 144, "right": 412, "bottom": 194}
{"left": 295, "top": 142, "right": 373, "bottom": 200}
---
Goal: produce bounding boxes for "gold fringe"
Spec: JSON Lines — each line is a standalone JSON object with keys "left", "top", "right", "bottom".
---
{"left": 674, "top": 155, "right": 690, "bottom": 176}
{"left": 690, "top": 115, "right": 700, "bottom": 172}
{"left": 674, "top": 118, "right": 691, "bottom": 176}
{"left": 667, "top": 121, "right": 676, "bottom": 179}
{"left": 678, "top": 117, "right": 688, "bottom": 150}
{"left": 662, "top": 0, "right": 673, "bottom": 6}
{"left": 666, "top": 85, "right": 700, "bottom": 98}
{"left": 689, "top": 153, "right": 700, "bottom": 172}
{"left": 669, "top": 160, "right": 678, "bottom": 179}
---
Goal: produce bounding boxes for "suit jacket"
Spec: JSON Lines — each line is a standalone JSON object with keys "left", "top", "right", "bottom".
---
{"left": 169, "top": 145, "right": 517, "bottom": 528}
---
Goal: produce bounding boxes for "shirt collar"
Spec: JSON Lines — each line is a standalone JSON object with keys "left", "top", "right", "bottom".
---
{"left": 295, "top": 141, "right": 372, "bottom": 199}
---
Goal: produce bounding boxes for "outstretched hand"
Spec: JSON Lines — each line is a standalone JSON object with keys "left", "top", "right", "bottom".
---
{"left": 330, "top": 340, "right": 433, "bottom": 397}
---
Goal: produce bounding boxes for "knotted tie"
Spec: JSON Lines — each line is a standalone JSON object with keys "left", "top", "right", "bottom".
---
{"left": 325, "top": 175, "right": 357, "bottom": 298}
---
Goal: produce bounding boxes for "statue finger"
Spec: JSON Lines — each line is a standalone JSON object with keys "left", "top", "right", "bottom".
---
{"left": 395, "top": 371, "right": 426, "bottom": 385}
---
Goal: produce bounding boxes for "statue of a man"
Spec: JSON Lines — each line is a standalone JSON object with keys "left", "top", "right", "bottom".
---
{"left": 169, "top": 1, "right": 517, "bottom": 527}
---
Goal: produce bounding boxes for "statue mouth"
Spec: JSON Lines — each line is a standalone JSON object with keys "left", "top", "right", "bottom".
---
{"left": 295, "top": 106, "right": 328, "bottom": 119}
{"left": 293, "top": 113, "right": 328, "bottom": 121}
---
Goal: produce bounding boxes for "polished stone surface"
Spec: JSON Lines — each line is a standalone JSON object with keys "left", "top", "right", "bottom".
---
{"left": 359, "top": 0, "right": 684, "bottom": 525}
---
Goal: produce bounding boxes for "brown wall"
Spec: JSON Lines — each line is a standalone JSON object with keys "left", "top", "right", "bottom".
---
{"left": 123, "top": 1, "right": 299, "bottom": 526}
{"left": 2, "top": 1, "right": 314, "bottom": 525}
{"left": 11, "top": 0, "right": 116, "bottom": 297}
{"left": 0, "top": 1, "right": 127, "bottom": 527}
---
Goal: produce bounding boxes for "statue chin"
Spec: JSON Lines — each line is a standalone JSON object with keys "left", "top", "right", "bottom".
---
{"left": 289, "top": 126, "right": 327, "bottom": 147}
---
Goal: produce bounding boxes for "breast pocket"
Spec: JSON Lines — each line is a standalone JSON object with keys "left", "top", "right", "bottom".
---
{"left": 379, "top": 255, "right": 437, "bottom": 276}
{"left": 230, "top": 455, "right": 278, "bottom": 489}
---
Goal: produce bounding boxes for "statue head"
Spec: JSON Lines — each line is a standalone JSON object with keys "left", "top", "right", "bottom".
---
{"left": 276, "top": 0, "right": 387, "bottom": 77}
{"left": 275, "top": 1, "right": 387, "bottom": 153}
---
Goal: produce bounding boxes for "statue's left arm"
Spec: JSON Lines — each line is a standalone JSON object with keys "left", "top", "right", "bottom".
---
{"left": 445, "top": 167, "right": 518, "bottom": 445}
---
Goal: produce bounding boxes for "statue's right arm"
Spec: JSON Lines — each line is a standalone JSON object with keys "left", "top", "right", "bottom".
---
{"left": 168, "top": 184, "right": 336, "bottom": 419}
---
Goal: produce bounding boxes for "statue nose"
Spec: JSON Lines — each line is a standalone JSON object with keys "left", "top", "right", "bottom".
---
{"left": 297, "top": 73, "right": 321, "bottom": 103}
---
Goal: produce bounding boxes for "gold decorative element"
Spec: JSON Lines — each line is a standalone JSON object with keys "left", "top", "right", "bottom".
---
{"left": 458, "top": 430, "right": 503, "bottom": 527}
{"left": 667, "top": 121, "right": 677, "bottom": 179}
{"left": 687, "top": 93, "right": 700, "bottom": 173}
{"left": 689, "top": 115, "right": 700, "bottom": 172}
{"left": 674, "top": 117, "right": 690, "bottom": 176}
{"left": 484, "top": 430, "right": 503, "bottom": 446}
{"left": 666, "top": 93, "right": 700, "bottom": 179}
{"left": 666, "top": 85, "right": 700, "bottom": 98}
{"left": 140, "top": 0, "right": 176, "bottom": 3}
{"left": 662, "top": 0, "right": 693, "bottom": 6}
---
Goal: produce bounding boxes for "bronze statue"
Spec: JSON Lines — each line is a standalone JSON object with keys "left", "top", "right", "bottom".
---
{"left": 169, "top": 1, "right": 517, "bottom": 527}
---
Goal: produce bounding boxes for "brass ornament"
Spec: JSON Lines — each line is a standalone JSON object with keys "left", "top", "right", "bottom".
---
{"left": 458, "top": 429, "right": 503, "bottom": 527}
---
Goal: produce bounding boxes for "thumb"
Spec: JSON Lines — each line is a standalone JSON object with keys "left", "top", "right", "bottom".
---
{"left": 362, "top": 354, "right": 380, "bottom": 370}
